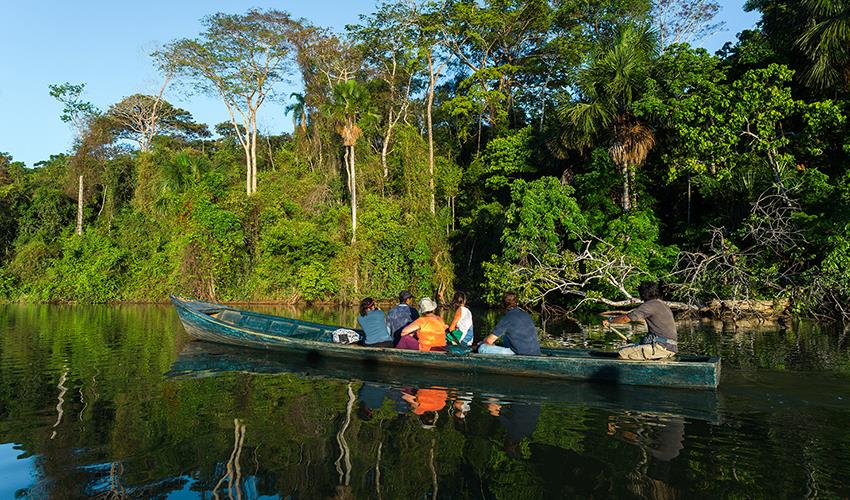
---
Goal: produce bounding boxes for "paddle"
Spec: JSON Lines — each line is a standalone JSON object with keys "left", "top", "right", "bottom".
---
{"left": 602, "top": 320, "right": 632, "bottom": 342}
{"left": 599, "top": 311, "right": 634, "bottom": 342}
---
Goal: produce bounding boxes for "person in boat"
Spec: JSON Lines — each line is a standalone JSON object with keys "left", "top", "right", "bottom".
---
{"left": 357, "top": 297, "right": 394, "bottom": 348}
{"left": 447, "top": 291, "right": 474, "bottom": 346}
{"left": 477, "top": 292, "right": 541, "bottom": 356}
{"left": 397, "top": 297, "right": 448, "bottom": 352}
{"left": 602, "top": 281, "right": 678, "bottom": 360}
{"left": 386, "top": 290, "right": 419, "bottom": 345}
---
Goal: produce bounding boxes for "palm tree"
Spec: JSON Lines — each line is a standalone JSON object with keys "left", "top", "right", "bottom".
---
{"left": 154, "top": 149, "right": 210, "bottom": 215}
{"left": 285, "top": 92, "right": 308, "bottom": 134}
{"left": 556, "top": 25, "right": 658, "bottom": 211}
{"left": 797, "top": 0, "right": 850, "bottom": 89}
{"left": 326, "top": 80, "right": 372, "bottom": 244}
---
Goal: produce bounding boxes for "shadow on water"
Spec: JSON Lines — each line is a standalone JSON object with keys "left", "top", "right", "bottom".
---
{"left": 0, "top": 304, "right": 849, "bottom": 498}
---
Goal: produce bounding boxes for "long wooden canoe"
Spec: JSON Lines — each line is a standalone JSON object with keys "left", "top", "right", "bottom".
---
{"left": 171, "top": 296, "right": 721, "bottom": 389}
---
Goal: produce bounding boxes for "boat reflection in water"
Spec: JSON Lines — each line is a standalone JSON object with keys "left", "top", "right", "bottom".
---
{"left": 166, "top": 341, "right": 720, "bottom": 498}
{"left": 168, "top": 341, "right": 721, "bottom": 422}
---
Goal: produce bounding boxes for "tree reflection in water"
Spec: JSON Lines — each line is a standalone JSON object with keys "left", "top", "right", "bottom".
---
{"left": 0, "top": 304, "right": 848, "bottom": 498}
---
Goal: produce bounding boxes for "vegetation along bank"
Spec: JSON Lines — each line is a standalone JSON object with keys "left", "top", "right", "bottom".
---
{"left": 2, "top": 0, "right": 850, "bottom": 321}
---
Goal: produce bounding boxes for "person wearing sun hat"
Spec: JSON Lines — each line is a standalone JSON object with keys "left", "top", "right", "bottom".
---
{"left": 397, "top": 297, "right": 448, "bottom": 352}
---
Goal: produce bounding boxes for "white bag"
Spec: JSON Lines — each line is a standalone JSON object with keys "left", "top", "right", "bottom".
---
{"left": 332, "top": 328, "right": 361, "bottom": 345}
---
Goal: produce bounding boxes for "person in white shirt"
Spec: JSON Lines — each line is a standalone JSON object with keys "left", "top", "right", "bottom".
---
{"left": 448, "top": 291, "right": 474, "bottom": 346}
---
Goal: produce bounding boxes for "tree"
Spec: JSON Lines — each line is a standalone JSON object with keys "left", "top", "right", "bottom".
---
{"left": 49, "top": 82, "right": 101, "bottom": 235}
{"left": 327, "top": 80, "right": 374, "bottom": 243}
{"left": 48, "top": 82, "right": 100, "bottom": 137}
{"left": 291, "top": 25, "right": 363, "bottom": 171}
{"left": 417, "top": 1, "right": 457, "bottom": 215}
{"left": 556, "top": 24, "right": 658, "bottom": 211}
{"left": 439, "top": 0, "right": 552, "bottom": 148}
{"left": 796, "top": 0, "right": 850, "bottom": 89}
{"left": 105, "top": 94, "right": 209, "bottom": 151}
{"left": 349, "top": 1, "right": 422, "bottom": 179}
{"left": 285, "top": 93, "right": 309, "bottom": 135}
{"left": 157, "top": 9, "right": 300, "bottom": 195}
{"left": 652, "top": 0, "right": 724, "bottom": 51}
{"left": 0, "top": 154, "right": 27, "bottom": 262}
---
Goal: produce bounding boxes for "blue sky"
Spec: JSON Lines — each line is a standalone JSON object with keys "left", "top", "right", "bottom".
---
{"left": 0, "top": 0, "right": 759, "bottom": 167}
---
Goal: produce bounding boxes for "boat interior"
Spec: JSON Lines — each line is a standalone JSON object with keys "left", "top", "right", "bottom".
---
{"left": 194, "top": 302, "right": 716, "bottom": 364}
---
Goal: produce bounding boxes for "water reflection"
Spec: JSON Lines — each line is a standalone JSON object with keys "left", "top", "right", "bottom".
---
{"left": 0, "top": 304, "right": 849, "bottom": 498}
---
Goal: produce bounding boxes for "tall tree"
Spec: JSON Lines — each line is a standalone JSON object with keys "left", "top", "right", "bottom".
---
{"left": 439, "top": 0, "right": 551, "bottom": 147}
{"left": 291, "top": 25, "right": 363, "bottom": 170}
{"left": 349, "top": 1, "right": 422, "bottom": 179}
{"left": 652, "top": 0, "right": 724, "bottom": 50}
{"left": 327, "top": 80, "right": 374, "bottom": 243}
{"left": 48, "top": 83, "right": 100, "bottom": 138}
{"left": 48, "top": 82, "right": 101, "bottom": 235}
{"left": 418, "top": 1, "right": 457, "bottom": 214}
{"left": 285, "top": 93, "right": 309, "bottom": 135}
{"left": 157, "top": 9, "right": 300, "bottom": 195}
{"left": 105, "top": 94, "right": 209, "bottom": 151}
{"left": 556, "top": 25, "right": 658, "bottom": 211}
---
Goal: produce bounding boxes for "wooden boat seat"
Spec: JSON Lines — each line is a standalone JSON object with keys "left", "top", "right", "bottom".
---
{"left": 218, "top": 310, "right": 242, "bottom": 325}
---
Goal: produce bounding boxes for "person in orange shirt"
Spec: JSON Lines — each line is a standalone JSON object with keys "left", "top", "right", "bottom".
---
{"left": 399, "top": 297, "right": 448, "bottom": 352}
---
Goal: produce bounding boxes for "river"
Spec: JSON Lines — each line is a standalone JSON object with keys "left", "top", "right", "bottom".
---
{"left": 0, "top": 304, "right": 848, "bottom": 498}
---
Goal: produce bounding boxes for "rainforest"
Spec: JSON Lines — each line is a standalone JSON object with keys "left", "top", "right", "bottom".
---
{"left": 1, "top": 0, "right": 850, "bottom": 321}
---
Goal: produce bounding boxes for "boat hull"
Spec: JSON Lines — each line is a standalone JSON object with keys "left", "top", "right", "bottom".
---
{"left": 171, "top": 296, "right": 721, "bottom": 389}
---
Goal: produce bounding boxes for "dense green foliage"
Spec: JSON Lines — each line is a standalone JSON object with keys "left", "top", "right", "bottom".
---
{"left": 2, "top": 0, "right": 850, "bottom": 318}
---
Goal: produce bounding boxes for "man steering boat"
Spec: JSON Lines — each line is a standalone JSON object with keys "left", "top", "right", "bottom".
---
{"left": 602, "top": 281, "right": 678, "bottom": 360}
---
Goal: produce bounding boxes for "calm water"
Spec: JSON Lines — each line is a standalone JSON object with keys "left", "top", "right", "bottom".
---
{"left": 0, "top": 305, "right": 849, "bottom": 499}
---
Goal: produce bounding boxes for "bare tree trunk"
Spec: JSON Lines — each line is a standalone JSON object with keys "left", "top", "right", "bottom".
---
{"left": 316, "top": 128, "right": 324, "bottom": 170}
{"left": 76, "top": 175, "right": 84, "bottom": 236}
{"left": 250, "top": 120, "right": 258, "bottom": 194}
{"left": 142, "top": 72, "right": 172, "bottom": 151}
{"left": 350, "top": 145, "right": 357, "bottom": 244}
{"left": 381, "top": 129, "right": 392, "bottom": 179}
{"left": 628, "top": 166, "right": 637, "bottom": 209}
{"left": 244, "top": 143, "right": 252, "bottom": 195}
{"left": 477, "top": 112, "right": 484, "bottom": 155}
{"left": 381, "top": 109, "right": 394, "bottom": 179}
{"left": 267, "top": 135, "right": 276, "bottom": 172}
{"left": 539, "top": 72, "right": 551, "bottom": 132}
{"left": 621, "top": 165, "right": 631, "bottom": 211}
{"left": 427, "top": 58, "right": 437, "bottom": 216}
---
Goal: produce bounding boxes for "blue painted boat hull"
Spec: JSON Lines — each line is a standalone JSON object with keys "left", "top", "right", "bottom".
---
{"left": 171, "top": 296, "right": 721, "bottom": 389}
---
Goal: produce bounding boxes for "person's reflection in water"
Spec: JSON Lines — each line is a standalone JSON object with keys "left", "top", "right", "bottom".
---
{"left": 486, "top": 398, "right": 542, "bottom": 458}
{"left": 450, "top": 392, "right": 472, "bottom": 431}
{"left": 607, "top": 413, "right": 685, "bottom": 498}
{"left": 357, "top": 382, "right": 388, "bottom": 421}
{"left": 402, "top": 387, "right": 448, "bottom": 428}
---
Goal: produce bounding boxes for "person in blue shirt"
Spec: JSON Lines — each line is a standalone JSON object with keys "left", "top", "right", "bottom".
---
{"left": 478, "top": 292, "right": 541, "bottom": 356}
{"left": 386, "top": 290, "right": 419, "bottom": 345}
{"left": 357, "top": 297, "right": 393, "bottom": 347}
